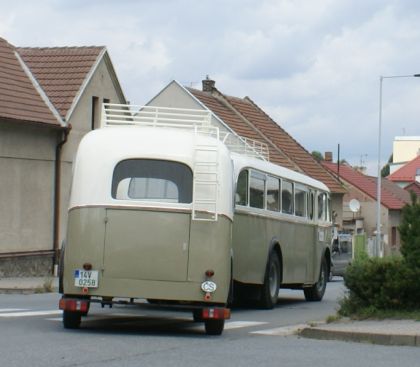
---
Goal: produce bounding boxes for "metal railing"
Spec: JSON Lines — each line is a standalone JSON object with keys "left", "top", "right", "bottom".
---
{"left": 101, "top": 103, "right": 269, "bottom": 161}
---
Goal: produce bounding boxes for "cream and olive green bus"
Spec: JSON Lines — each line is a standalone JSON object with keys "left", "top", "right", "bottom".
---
{"left": 59, "top": 104, "right": 332, "bottom": 336}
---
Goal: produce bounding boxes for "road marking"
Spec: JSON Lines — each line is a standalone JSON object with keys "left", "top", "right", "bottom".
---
{"left": 0, "top": 308, "right": 27, "bottom": 313}
{"left": 224, "top": 321, "right": 268, "bottom": 330}
{"left": 47, "top": 313, "right": 147, "bottom": 322}
{"left": 0, "top": 310, "right": 62, "bottom": 318}
{"left": 250, "top": 323, "right": 308, "bottom": 336}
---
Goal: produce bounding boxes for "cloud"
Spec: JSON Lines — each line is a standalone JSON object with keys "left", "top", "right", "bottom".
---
{"left": 1, "top": 0, "right": 420, "bottom": 176}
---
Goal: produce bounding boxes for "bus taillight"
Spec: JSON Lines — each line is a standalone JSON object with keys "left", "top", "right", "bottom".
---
{"left": 202, "top": 307, "right": 231, "bottom": 320}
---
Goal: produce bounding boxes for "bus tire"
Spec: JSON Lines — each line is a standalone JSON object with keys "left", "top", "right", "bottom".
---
{"left": 258, "top": 252, "right": 281, "bottom": 309}
{"left": 304, "top": 257, "right": 327, "bottom": 302}
{"left": 63, "top": 310, "right": 81, "bottom": 329}
{"left": 204, "top": 319, "right": 225, "bottom": 335}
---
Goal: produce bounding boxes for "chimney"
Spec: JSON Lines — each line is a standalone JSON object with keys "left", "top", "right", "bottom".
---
{"left": 202, "top": 75, "right": 216, "bottom": 92}
{"left": 325, "top": 152, "right": 333, "bottom": 162}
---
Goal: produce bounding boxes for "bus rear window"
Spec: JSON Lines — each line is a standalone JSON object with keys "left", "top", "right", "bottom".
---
{"left": 112, "top": 159, "right": 193, "bottom": 203}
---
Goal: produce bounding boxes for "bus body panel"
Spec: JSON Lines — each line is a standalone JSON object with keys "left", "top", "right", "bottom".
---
{"left": 63, "top": 207, "right": 231, "bottom": 304}
{"left": 103, "top": 209, "right": 190, "bottom": 282}
{"left": 232, "top": 211, "right": 322, "bottom": 285}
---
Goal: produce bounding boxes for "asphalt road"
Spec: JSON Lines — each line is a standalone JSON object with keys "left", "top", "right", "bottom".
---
{"left": 1, "top": 279, "right": 420, "bottom": 367}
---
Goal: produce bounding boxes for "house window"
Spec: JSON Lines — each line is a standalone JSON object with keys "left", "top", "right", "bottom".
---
{"left": 391, "top": 226, "right": 397, "bottom": 246}
{"left": 91, "top": 96, "right": 99, "bottom": 130}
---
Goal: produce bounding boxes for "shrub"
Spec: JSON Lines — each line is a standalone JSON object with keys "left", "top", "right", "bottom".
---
{"left": 340, "top": 257, "right": 420, "bottom": 315}
{"left": 399, "top": 193, "right": 420, "bottom": 268}
{"left": 339, "top": 193, "right": 420, "bottom": 317}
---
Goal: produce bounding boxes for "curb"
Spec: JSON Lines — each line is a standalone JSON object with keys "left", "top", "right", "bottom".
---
{"left": 0, "top": 278, "right": 59, "bottom": 295}
{"left": 299, "top": 326, "right": 420, "bottom": 347}
{"left": 0, "top": 287, "right": 58, "bottom": 295}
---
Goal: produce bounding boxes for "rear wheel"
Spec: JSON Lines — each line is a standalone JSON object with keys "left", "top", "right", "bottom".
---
{"left": 304, "top": 257, "right": 327, "bottom": 301}
{"left": 258, "top": 251, "right": 281, "bottom": 309}
{"left": 63, "top": 311, "right": 81, "bottom": 329}
{"left": 204, "top": 319, "right": 225, "bottom": 335}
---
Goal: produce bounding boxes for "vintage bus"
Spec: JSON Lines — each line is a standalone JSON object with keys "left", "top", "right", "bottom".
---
{"left": 59, "top": 105, "right": 332, "bottom": 335}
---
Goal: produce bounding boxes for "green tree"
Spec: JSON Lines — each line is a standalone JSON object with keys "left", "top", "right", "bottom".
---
{"left": 381, "top": 154, "right": 393, "bottom": 177}
{"left": 311, "top": 151, "right": 324, "bottom": 162}
{"left": 399, "top": 193, "right": 420, "bottom": 268}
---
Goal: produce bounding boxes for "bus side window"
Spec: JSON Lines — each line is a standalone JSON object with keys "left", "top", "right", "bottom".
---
{"left": 236, "top": 170, "right": 248, "bottom": 206}
{"left": 308, "top": 191, "right": 315, "bottom": 220}
{"left": 266, "top": 176, "right": 280, "bottom": 212}
{"left": 328, "top": 196, "right": 332, "bottom": 222}
{"left": 295, "top": 185, "right": 307, "bottom": 217}
{"left": 318, "top": 192, "right": 326, "bottom": 220}
{"left": 250, "top": 170, "right": 265, "bottom": 209}
{"left": 281, "top": 180, "right": 293, "bottom": 214}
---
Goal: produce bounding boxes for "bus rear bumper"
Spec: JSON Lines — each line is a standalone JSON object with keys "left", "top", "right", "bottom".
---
{"left": 58, "top": 296, "right": 231, "bottom": 320}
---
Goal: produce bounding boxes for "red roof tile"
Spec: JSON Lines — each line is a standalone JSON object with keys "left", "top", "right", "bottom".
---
{"left": 322, "top": 161, "right": 410, "bottom": 209}
{"left": 404, "top": 181, "right": 420, "bottom": 197}
{"left": 187, "top": 88, "right": 298, "bottom": 170}
{"left": 16, "top": 46, "right": 104, "bottom": 119}
{"left": 226, "top": 96, "right": 345, "bottom": 194}
{"left": 388, "top": 155, "right": 420, "bottom": 182}
{"left": 0, "top": 38, "right": 59, "bottom": 126}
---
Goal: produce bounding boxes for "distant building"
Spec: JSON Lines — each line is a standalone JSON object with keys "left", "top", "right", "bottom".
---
{"left": 0, "top": 37, "right": 126, "bottom": 276}
{"left": 388, "top": 155, "right": 420, "bottom": 187}
{"left": 390, "top": 136, "right": 420, "bottom": 174}
{"left": 322, "top": 161, "right": 411, "bottom": 255}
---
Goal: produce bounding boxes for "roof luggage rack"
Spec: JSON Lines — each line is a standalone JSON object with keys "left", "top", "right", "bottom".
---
{"left": 101, "top": 103, "right": 269, "bottom": 161}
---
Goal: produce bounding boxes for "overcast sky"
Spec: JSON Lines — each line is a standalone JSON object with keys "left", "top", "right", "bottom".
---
{"left": 2, "top": 0, "right": 420, "bottom": 175}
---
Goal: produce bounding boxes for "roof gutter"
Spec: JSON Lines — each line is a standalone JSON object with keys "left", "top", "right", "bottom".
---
{"left": 53, "top": 125, "right": 71, "bottom": 275}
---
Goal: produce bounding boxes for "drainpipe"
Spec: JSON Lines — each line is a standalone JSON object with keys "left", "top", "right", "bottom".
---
{"left": 53, "top": 126, "right": 71, "bottom": 276}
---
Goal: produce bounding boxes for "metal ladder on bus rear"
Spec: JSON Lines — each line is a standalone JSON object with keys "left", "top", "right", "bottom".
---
{"left": 192, "top": 141, "right": 219, "bottom": 222}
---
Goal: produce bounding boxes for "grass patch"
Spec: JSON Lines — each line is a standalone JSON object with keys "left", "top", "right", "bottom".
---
{"left": 326, "top": 314, "right": 342, "bottom": 324}
{"left": 338, "top": 294, "right": 420, "bottom": 321}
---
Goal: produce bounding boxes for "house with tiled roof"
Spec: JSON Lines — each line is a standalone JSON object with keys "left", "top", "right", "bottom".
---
{"left": 388, "top": 155, "right": 420, "bottom": 190}
{"left": 0, "top": 37, "right": 126, "bottom": 276}
{"left": 404, "top": 181, "right": 420, "bottom": 197}
{"left": 322, "top": 160, "right": 411, "bottom": 255}
{"left": 390, "top": 136, "right": 420, "bottom": 174}
{"left": 146, "top": 78, "right": 346, "bottom": 224}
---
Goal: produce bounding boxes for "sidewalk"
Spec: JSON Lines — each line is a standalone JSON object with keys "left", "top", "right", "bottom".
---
{"left": 299, "top": 319, "right": 420, "bottom": 347}
{"left": 0, "top": 277, "right": 59, "bottom": 294}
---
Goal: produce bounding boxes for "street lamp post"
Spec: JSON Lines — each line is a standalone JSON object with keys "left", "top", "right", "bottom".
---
{"left": 376, "top": 74, "right": 420, "bottom": 257}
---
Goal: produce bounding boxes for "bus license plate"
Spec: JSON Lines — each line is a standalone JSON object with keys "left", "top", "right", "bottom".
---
{"left": 74, "top": 270, "right": 99, "bottom": 288}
